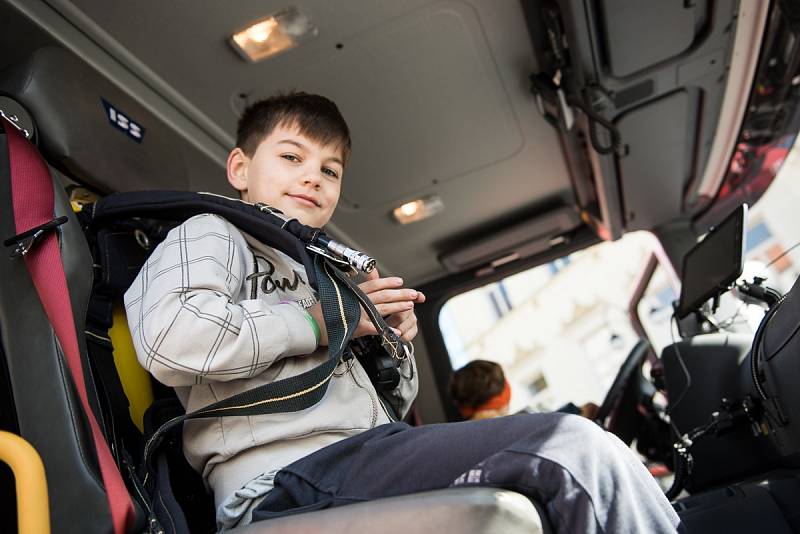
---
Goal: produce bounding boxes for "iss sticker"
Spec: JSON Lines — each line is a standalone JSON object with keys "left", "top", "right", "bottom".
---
{"left": 101, "top": 98, "right": 145, "bottom": 143}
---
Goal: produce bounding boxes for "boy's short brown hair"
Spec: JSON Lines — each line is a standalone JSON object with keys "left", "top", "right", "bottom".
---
{"left": 236, "top": 92, "right": 352, "bottom": 164}
{"left": 450, "top": 359, "right": 506, "bottom": 411}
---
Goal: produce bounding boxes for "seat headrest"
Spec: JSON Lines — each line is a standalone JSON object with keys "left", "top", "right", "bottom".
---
{"left": 0, "top": 47, "right": 189, "bottom": 192}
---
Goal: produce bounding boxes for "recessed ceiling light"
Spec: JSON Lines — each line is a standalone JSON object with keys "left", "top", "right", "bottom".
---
{"left": 392, "top": 195, "right": 444, "bottom": 224}
{"left": 231, "top": 8, "right": 317, "bottom": 62}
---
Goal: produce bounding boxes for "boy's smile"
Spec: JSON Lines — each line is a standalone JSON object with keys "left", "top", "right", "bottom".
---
{"left": 227, "top": 123, "right": 344, "bottom": 228}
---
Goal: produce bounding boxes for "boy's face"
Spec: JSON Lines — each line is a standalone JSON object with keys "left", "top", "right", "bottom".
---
{"left": 227, "top": 123, "right": 344, "bottom": 228}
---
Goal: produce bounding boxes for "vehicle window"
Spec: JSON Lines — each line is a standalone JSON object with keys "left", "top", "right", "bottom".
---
{"left": 440, "top": 232, "right": 656, "bottom": 413}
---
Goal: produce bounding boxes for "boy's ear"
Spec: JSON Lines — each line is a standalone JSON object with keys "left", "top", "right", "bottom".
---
{"left": 227, "top": 148, "right": 249, "bottom": 192}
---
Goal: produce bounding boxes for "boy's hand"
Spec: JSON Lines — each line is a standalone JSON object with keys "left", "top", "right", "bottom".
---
{"left": 385, "top": 301, "right": 424, "bottom": 342}
{"left": 308, "top": 269, "right": 425, "bottom": 345}
{"left": 355, "top": 269, "right": 425, "bottom": 341}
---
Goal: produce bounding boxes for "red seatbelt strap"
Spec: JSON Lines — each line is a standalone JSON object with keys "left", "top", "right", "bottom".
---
{"left": 4, "top": 120, "right": 135, "bottom": 534}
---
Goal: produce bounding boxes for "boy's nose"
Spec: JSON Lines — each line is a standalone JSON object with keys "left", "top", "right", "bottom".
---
{"left": 301, "top": 168, "right": 323, "bottom": 187}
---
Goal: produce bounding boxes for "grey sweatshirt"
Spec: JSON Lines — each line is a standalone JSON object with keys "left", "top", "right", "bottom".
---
{"left": 124, "top": 213, "right": 418, "bottom": 508}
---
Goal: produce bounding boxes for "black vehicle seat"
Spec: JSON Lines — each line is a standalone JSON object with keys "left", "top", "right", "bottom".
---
{"left": 662, "top": 335, "right": 800, "bottom": 533}
{"left": 661, "top": 332, "right": 770, "bottom": 491}
{"left": 0, "top": 47, "right": 550, "bottom": 534}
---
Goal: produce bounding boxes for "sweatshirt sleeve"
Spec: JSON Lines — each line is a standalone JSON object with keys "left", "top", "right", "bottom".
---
{"left": 123, "top": 214, "right": 317, "bottom": 387}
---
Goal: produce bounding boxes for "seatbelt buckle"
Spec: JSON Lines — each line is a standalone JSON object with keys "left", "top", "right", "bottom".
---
{"left": 4, "top": 216, "right": 68, "bottom": 257}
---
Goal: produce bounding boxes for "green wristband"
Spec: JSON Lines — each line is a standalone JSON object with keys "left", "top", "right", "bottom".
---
{"left": 302, "top": 309, "right": 321, "bottom": 346}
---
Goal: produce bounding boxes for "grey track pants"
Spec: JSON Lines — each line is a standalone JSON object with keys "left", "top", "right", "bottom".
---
{"left": 252, "top": 412, "right": 683, "bottom": 534}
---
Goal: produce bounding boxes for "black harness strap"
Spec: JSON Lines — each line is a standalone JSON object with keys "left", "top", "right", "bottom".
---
{"left": 91, "top": 191, "right": 318, "bottom": 287}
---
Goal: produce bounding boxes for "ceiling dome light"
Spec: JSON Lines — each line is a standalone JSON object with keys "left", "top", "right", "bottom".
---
{"left": 399, "top": 202, "right": 419, "bottom": 217}
{"left": 231, "top": 8, "right": 317, "bottom": 62}
{"left": 248, "top": 20, "right": 277, "bottom": 44}
{"left": 392, "top": 195, "right": 444, "bottom": 224}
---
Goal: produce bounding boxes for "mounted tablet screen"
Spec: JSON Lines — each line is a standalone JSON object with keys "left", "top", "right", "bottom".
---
{"left": 676, "top": 204, "right": 748, "bottom": 319}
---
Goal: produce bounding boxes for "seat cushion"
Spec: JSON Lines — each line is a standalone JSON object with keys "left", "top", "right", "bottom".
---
{"left": 229, "top": 487, "right": 550, "bottom": 534}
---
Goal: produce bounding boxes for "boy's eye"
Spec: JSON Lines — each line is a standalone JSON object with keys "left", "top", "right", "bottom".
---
{"left": 281, "top": 154, "right": 300, "bottom": 162}
{"left": 322, "top": 167, "right": 339, "bottom": 179}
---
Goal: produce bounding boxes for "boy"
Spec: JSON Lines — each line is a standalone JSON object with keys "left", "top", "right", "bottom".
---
{"left": 126, "top": 92, "right": 682, "bottom": 533}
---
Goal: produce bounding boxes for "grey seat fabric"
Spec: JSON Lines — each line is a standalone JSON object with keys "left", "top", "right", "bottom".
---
{"left": 230, "top": 488, "right": 550, "bottom": 534}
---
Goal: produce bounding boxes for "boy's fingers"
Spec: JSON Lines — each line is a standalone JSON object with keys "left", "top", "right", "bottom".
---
{"left": 401, "top": 324, "right": 418, "bottom": 342}
{"left": 395, "top": 313, "right": 417, "bottom": 333}
{"left": 383, "top": 310, "right": 418, "bottom": 341}
{"left": 359, "top": 276, "right": 403, "bottom": 294}
{"left": 368, "top": 288, "right": 419, "bottom": 305}
{"left": 397, "top": 314, "right": 418, "bottom": 341}
{"left": 385, "top": 313, "right": 403, "bottom": 328}
{"left": 414, "top": 291, "right": 426, "bottom": 303}
{"left": 374, "top": 301, "right": 413, "bottom": 317}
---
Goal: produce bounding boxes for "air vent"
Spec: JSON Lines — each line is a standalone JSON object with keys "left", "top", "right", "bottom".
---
{"left": 440, "top": 206, "right": 580, "bottom": 273}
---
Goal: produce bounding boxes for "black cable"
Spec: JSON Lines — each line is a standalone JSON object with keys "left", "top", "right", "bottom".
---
{"left": 663, "top": 309, "right": 694, "bottom": 494}
{"left": 756, "top": 295, "right": 798, "bottom": 367}
{"left": 666, "top": 314, "right": 692, "bottom": 420}
{"left": 665, "top": 447, "right": 690, "bottom": 500}
{"left": 760, "top": 239, "right": 800, "bottom": 272}
{"left": 749, "top": 295, "right": 785, "bottom": 400}
{"left": 664, "top": 408, "right": 735, "bottom": 500}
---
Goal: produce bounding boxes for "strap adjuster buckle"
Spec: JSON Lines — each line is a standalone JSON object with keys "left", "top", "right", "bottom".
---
{"left": 4, "top": 216, "right": 69, "bottom": 257}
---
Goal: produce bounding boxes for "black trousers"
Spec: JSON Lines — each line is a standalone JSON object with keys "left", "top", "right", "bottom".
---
{"left": 252, "top": 413, "right": 682, "bottom": 533}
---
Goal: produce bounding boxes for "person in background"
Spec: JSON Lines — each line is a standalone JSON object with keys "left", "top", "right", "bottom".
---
{"left": 450, "top": 360, "right": 511, "bottom": 420}
{"left": 451, "top": 359, "right": 599, "bottom": 420}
